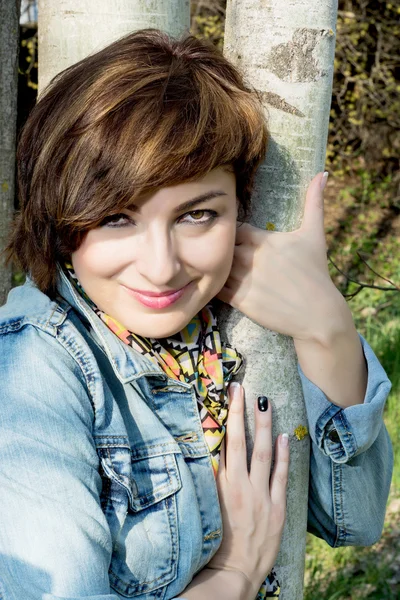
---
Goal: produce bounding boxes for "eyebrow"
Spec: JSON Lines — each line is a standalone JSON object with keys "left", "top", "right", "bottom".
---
{"left": 129, "top": 191, "right": 228, "bottom": 213}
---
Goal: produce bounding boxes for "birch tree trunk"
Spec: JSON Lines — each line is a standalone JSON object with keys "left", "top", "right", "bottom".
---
{"left": 38, "top": 0, "right": 190, "bottom": 93}
{"left": 0, "top": 0, "right": 20, "bottom": 305}
{"left": 220, "top": 2, "right": 338, "bottom": 598}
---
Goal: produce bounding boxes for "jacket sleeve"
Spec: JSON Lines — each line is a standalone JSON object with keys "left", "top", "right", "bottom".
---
{"left": 0, "top": 325, "right": 120, "bottom": 600}
{"left": 299, "top": 333, "right": 393, "bottom": 547}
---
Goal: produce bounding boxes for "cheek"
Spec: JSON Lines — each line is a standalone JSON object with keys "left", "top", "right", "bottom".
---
{"left": 183, "top": 225, "right": 236, "bottom": 277}
{"left": 72, "top": 232, "right": 132, "bottom": 279}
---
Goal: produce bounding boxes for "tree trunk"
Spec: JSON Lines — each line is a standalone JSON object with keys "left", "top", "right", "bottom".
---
{"left": 0, "top": 0, "right": 21, "bottom": 305}
{"left": 220, "top": 1, "right": 337, "bottom": 598}
{"left": 38, "top": 0, "right": 190, "bottom": 93}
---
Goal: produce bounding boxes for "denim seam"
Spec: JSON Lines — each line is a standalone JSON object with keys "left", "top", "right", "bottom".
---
{"left": 164, "top": 454, "right": 173, "bottom": 488}
{"left": 95, "top": 444, "right": 130, "bottom": 448}
{"left": 332, "top": 410, "right": 357, "bottom": 460}
{"left": 55, "top": 328, "right": 98, "bottom": 420}
{"left": 130, "top": 442, "right": 182, "bottom": 458}
{"left": 94, "top": 435, "right": 131, "bottom": 438}
{"left": 332, "top": 462, "right": 347, "bottom": 546}
{"left": 0, "top": 319, "right": 23, "bottom": 333}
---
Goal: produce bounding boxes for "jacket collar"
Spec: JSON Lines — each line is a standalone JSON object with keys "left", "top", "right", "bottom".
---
{"left": 55, "top": 265, "right": 185, "bottom": 386}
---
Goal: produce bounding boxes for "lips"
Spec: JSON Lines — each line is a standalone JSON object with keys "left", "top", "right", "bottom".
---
{"left": 121, "top": 282, "right": 192, "bottom": 309}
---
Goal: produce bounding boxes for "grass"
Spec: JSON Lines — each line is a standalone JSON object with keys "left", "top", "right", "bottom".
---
{"left": 304, "top": 171, "right": 400, "bottom": 599}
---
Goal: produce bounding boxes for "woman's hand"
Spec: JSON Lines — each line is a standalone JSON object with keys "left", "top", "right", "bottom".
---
{"left": 207, "top": 383, "right": 289, "bottom": 599}
{"left": 217, "top": 172, "right": 350, "bottom": 343}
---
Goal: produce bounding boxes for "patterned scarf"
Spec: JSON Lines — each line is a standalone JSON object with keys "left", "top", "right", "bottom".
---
{"left": 63, "top": 263, "right": 280, "bottom": 598}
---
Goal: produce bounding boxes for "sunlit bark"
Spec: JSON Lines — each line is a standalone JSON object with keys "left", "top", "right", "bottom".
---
{"left": 220, "top": 2, "right": 338, "bottom": 598}
{"left": 38, "top": 0, "right": 190, "bottom": 93}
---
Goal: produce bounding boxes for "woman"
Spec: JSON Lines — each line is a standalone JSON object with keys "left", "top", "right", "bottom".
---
{"left": 0, "top": 29, "right": 392, "bottom": 600}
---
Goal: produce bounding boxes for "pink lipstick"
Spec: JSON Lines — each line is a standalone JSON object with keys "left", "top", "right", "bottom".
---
{"left": 122, "top": 282, "right": 192, "bottom": 309}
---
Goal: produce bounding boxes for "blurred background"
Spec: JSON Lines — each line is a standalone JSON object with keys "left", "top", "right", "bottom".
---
{"left": 16, "top": 1, "right": 400, "bottom": 597}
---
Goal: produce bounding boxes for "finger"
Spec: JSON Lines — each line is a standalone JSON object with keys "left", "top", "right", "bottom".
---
{"left": 234, "top": 222, "right": 266, "bottom": 246}
{"left": 232, "top": 243, "right": 255, "bottom": 269}
{"left": 215, "top": 282, "right": 239, "bottom": 307}
{"left": 269, "top": 434, "right": 290, "bottom": 505}
{"left": 300, "top": 171, "right": 328, "bottom": 240}
{"left": 249, "top": 396, "right": 272, "bottom": 494}
{"left": 225, "top": 383, "right": 248, "bottom": 481}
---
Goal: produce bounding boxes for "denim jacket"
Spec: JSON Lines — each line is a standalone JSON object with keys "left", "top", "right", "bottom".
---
{"left": 0, "top": 268, "right": 393, "bottom": 600}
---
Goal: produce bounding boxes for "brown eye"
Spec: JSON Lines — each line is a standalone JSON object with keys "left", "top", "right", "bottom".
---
{"left": 179, "top": 210, "right": 218, "bottom": 225}
{"left": 190, "top": 210, "right": 205, "bottom": 220}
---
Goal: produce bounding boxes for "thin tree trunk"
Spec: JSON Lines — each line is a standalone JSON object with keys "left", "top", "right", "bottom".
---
{"left": 220, "top": 2, "right": 338, "bottom": 598}
{"left": 0, "top": 0, "right": 21, "bottom": 305}
{"left": 38, "top": 0, "right": 190, "bottom": 93}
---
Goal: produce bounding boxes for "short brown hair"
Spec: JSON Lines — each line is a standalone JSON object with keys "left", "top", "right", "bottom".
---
{"left": 5, "top": 28, "right": 268, "bottom": 297}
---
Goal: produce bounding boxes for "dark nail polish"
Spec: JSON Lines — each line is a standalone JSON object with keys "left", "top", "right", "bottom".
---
{"left": 257, "top": 396, "right": 268, "bottom": 412}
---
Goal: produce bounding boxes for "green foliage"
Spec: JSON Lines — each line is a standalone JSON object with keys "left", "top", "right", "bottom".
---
{"left": 307, "top": 172, "right": 400, "bottom": 599}
{"left": 328, "top": 1, "right": 400, "bottom": 178}
{"left": 305, "top": 520, "right": 400, "bottom": 599}
{"left": 326, "top": 170, "right": 399, "bottom": 299}
{"left": 19, "top": 27, "right": 38, "bottom": 91}
{"left": 191, "top": 1, "right": 225, "bottom": 49}
{"left": 191, "top": 1, "right": 400, "bottom": 183}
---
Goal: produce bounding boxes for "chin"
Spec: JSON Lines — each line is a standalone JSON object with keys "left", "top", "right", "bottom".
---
{"left": 119, "top": 295, "right": 215, "bottom": 339}
{"left": 126, "top": 317, "right": 195, "bottom": 340}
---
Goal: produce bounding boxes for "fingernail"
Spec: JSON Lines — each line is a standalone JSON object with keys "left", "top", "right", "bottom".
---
{"left": 281, "top": 433, "right": 289, "bottom": 447}
{"left": 320, "top": 171, "right": 329, "bottom": 190}
{"left": 229, "top": 382, "right": 240, "bottom": 400}
{"left": 257, "top": 396, "right": 269, "bottom": 412}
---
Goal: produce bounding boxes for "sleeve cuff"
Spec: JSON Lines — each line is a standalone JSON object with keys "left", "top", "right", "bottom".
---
{"left": 298, "top": 333, "right": 392, "bottom": 463}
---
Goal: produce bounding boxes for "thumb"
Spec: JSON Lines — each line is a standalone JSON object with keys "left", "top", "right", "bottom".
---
{"left": 301, "top": 171, "right": 328, "bottom": 236}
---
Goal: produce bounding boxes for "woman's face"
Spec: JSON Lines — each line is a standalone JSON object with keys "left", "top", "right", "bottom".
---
{"left": 71, "top": 166, "right": 238, "bottom": 338}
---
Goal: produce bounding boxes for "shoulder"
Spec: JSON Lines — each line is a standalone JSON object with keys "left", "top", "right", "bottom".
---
{"left": 0, "top": 281, "right": 103, "bottom": 425}
{"left": 0, "top": 278, "right": 65, "bottom": 334}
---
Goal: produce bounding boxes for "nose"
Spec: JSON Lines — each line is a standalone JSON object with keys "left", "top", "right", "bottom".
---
{"left": 135, "top": 226, "right": 181, "bottom": 287}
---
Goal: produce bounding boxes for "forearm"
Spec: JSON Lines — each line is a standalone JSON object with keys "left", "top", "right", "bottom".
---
{"left": 180, "top": 567, "right": 255, "bottom": 600}
{"left": 294, "top": 301, "right": 368, "bottom": 408}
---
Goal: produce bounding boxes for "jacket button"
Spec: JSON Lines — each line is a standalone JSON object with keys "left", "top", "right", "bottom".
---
{"left": 328, "top": 429, "right": 340, "bottom": 443}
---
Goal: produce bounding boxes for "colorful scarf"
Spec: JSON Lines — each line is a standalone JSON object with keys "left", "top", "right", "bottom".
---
{"left": 64, "top": 263, "right": 280, "bottom": 598}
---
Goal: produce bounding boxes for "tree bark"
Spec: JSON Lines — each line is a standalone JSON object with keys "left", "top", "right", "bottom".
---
{"left": 0, "top": 0, "right": 21, "bottom": 305}
{"left": 220, "top": 2, "right": 338, "bottom": 598}
{"left": 38, "top": 0, "right": 190, "bottom": 93}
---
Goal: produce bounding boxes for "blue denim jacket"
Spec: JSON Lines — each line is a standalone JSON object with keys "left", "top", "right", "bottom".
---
{"left": 0, "top": 268, "right": 393, "bottom": 600}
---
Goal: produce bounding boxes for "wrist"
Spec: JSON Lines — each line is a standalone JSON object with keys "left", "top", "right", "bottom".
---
{"left": 296, "top": 288, "right": 354, "bottom": 348}
{"left": 182, "top": 566, "right": 256, "bottom": 600}
{"left": 204, "top": 567, "right": 256, "bottom": 600}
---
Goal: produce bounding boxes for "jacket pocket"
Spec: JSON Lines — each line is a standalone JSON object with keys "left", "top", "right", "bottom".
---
{"left": 99, "top": 446, "right": 182, "bottom": 598}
